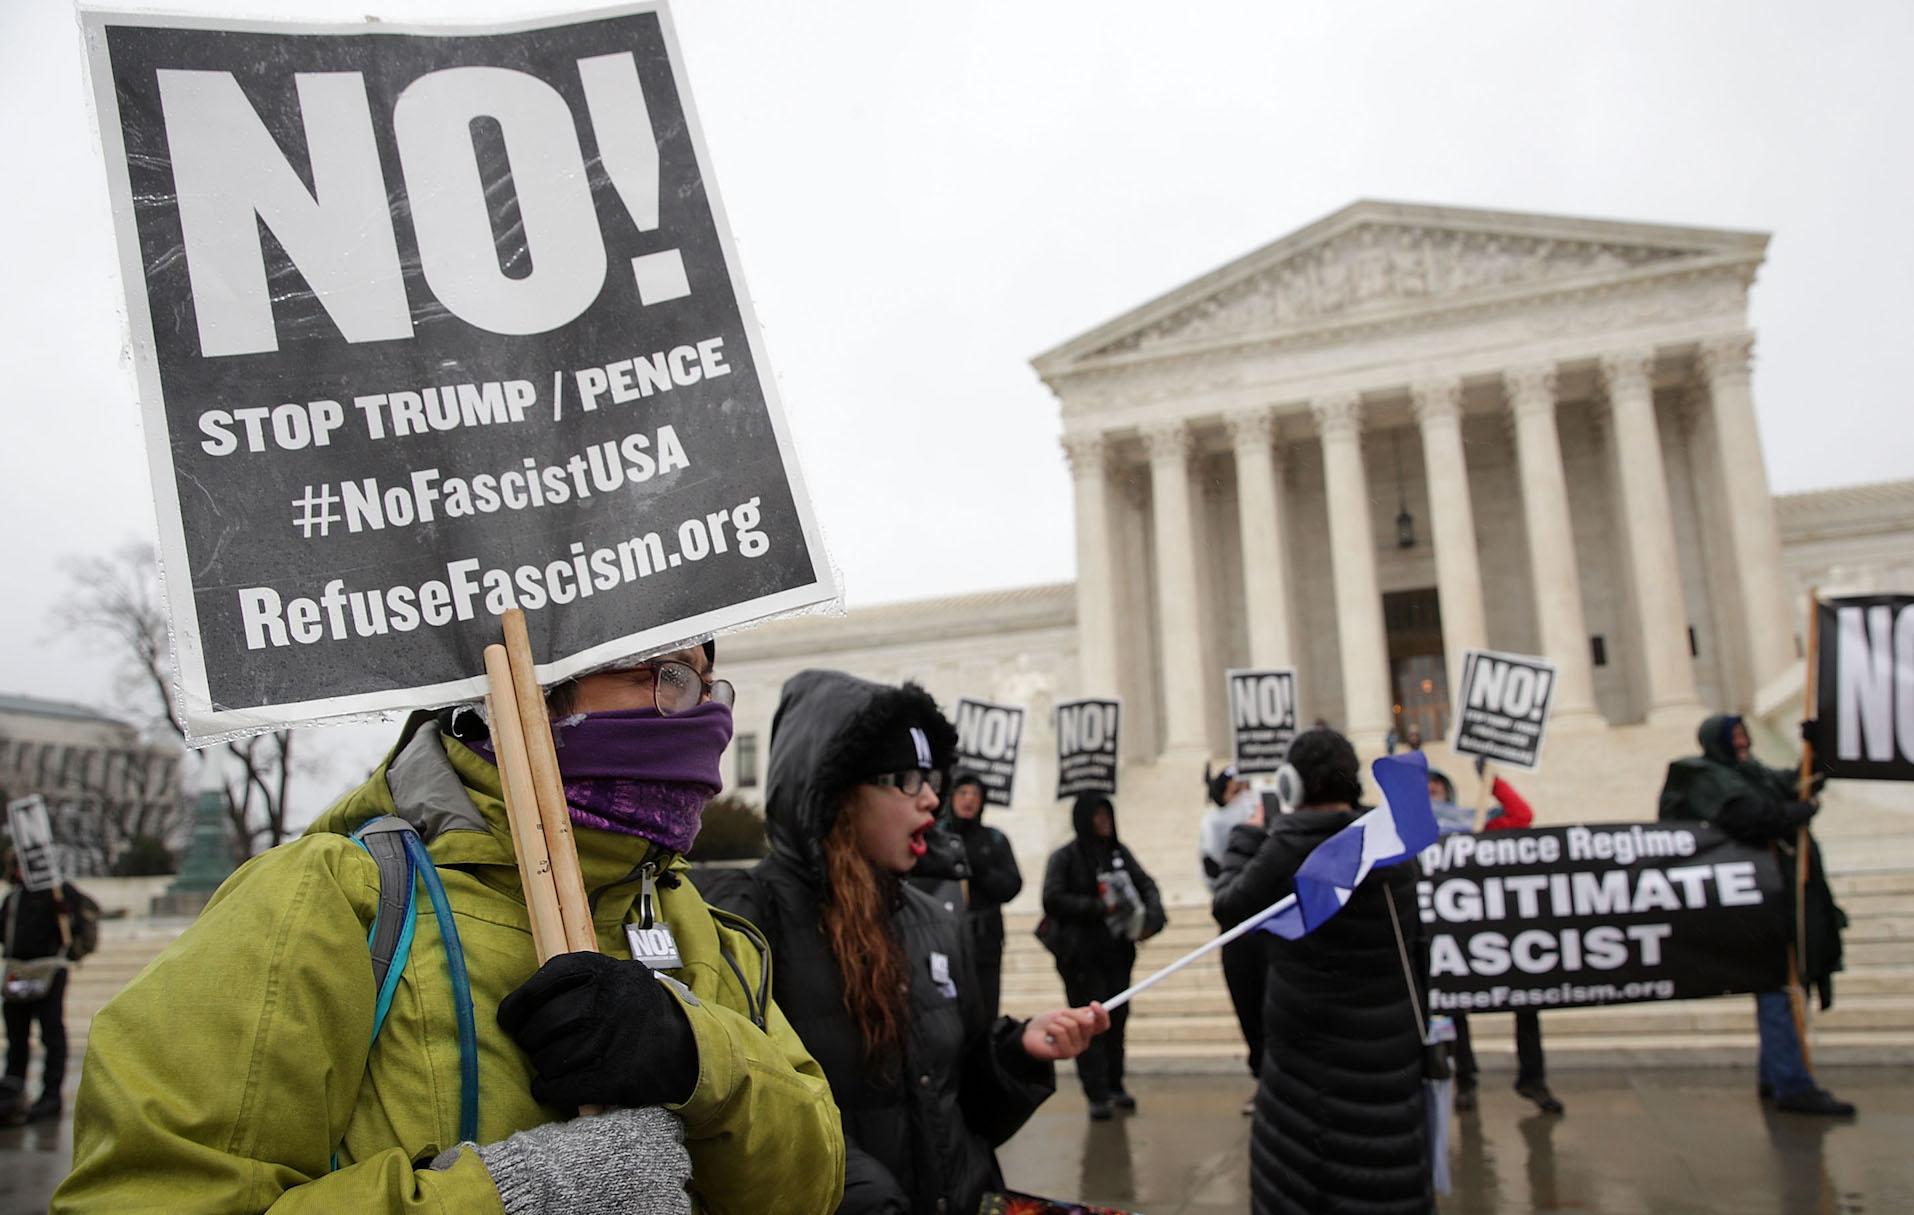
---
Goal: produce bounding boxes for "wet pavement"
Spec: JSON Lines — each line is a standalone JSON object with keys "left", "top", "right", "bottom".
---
{"left": 5, "top": 1066, "right": 1911, "bottom": 1212}
{"left": 996, "top": 1066, "right": 1914, "bottom": 1214}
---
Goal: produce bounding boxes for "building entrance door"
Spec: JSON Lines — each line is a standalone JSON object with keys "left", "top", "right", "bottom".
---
{"left": 1384, "top": 588, "right": 1449, "bottom": 745}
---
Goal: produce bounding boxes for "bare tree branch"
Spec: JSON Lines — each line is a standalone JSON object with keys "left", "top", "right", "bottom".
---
{"left": 60, "top": 541, "right": 304, "bottom": 864}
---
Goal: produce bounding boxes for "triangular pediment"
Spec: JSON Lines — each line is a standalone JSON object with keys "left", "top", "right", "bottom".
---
{"left": 1034, "top": 200, "right": 1767, "bottom": 374}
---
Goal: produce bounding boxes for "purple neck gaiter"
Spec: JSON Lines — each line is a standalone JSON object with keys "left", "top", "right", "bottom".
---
{"left": 514, "top": 702, "right": 732, "bottom": 853}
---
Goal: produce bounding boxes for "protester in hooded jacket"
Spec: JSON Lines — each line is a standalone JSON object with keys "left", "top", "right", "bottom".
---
{"left": 3, "top": 851, "right": 97, "bottom": 1125}
{"left": 1212, "top": 726, "right": 1432, "bottom": 1215}
{"left": 57, "top": 643, "right": 845, "bottom": 1215}
{"left": 1041, "top": 793, "right": 1166, "bottom": 1120}
{"left": 708, "top": 669, "right": 1107, "bottom": 1215}
{"left": 1425, "top": 765, "right": 1560, "bottom": 1115}
{"left": 1199, "top": 764, "right": 1266, "bottom": 1110}
{"left": 943, "top": 773, "right": 1023, "bottom": 1020}
{"left": 1658, "top": 712, "right": 1852, "bottom": 1117}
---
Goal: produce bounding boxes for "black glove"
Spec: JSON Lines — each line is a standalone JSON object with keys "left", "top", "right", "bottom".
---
{"left": 1800, "top": 718, "right": 1821, "bottom": 749}
{"left": 1784, "top": 801, "right": 1820, "bottom": 828}
{"left": 498, "top": 952, "right": 698, "bottom": 1111}
{"left": 1473, "top": 755, "right": 1488, "bottom": 779}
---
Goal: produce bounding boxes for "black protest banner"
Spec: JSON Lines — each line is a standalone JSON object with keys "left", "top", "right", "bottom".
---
{"left": 1226, "top": 667, "right": 1297, "bottom": 774}
{"left": 1815, "top": 594, "right": 1914, "bottom": 781}
{"left": 1419, "top": 822, "right": 1787, "bottom": 1013}
{"left": 1056, "top": 699, "right": 1120, "bottom": 799}
{"left": 5, "top": 796, "right": 62, "bottom": 892}
{"left": 1451, "top": 649, "right": 1557, "bottom": 771}
{"left": 84, "top": 7, "right": 835, "bottom": 740}
{"left": 953, "top": 698, "right": 1024, "bottom": 808}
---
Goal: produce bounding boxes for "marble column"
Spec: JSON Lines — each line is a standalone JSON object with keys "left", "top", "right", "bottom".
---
{"left": 1698, "top": 334, "right": 1798, "bottom": 693}
{"left": 1312, "top": 393, "right": 1393, "bottom": 745}
{"left": 1601, "top": 350, "right": 1702, "bottom": 722}
{"left": 1225, "top": 407, "right": 1294, "bottom": 669}
{"left": 1505, "top": 365, "right": 1602, "bottom": 724}
{"left": 1142, "top": 421, "right": 1211, "bottom": 753}
{"left": 1412, "top": 376, "right": 1488, "bottom": 697}
{"left": 1062, "top": 432, "right": 1121, "bottom": 699}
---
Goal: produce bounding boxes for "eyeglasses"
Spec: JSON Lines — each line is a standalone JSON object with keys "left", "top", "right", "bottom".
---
{"left": 626, "top": 661, "right": 735, "bottom": 716}
{"left": 866, "top": 768, "right": 945, "bottom": 797}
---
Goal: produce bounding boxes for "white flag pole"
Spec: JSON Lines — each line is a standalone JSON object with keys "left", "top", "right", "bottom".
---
{"left": 1100, "top": 893, "right": 1296, "bottom": 1012}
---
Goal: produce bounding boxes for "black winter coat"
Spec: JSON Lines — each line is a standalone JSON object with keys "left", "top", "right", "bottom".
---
{"left": 1039, "top": 796, "right": 1165, "bottom": 970}
{"left": 1212, "top": 811, "right": 1432, "bottom": 1215}
{"left": 1658, "top": 713, "right": 1847, "bottom": 1005}
{"left": 706, "top": 670, "right": 1055, "bottom": 1215}
{"left": 950, "top": 815, "right": 1022, "bottom": 959}
{"left": 1, "top": 882, "right": 88, "bottom": 961}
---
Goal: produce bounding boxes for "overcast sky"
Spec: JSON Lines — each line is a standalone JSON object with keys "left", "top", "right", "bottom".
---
{"left": 3, "top": 0, "right": 1911, "bottom": 766}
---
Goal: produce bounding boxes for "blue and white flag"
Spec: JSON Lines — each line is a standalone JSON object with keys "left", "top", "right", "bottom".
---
{"left": 1257, "top": 751, "right": 1439, "bottom": 941}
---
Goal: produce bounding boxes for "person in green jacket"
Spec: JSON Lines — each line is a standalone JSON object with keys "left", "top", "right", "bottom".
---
{"left": 57, "top": 643, "right": 846, "bottom": 1214}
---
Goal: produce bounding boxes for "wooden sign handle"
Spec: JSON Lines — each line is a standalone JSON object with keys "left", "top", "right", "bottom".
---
{"left": 501, "top": 610, "right": 598, "bottom": 955}
{"left": 490, "top": 613, "right": 610, "bottom": 1117}
{"left": 486, "top": 645, "right": 565, "bottom": 964}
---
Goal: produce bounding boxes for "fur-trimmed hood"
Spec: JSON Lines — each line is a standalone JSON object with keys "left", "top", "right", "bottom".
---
{"left": 763, "top": 669, "right": 957, "bottom": 876}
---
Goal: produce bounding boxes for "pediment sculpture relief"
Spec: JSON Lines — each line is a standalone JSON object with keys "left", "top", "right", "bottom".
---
{"left": 1093, "top": 224, "right": 1699, "bottom": 356}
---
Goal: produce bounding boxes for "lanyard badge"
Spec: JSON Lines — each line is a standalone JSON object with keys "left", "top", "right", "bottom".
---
{"left": 625, "top": 867, "right": 684, "bottom": 970}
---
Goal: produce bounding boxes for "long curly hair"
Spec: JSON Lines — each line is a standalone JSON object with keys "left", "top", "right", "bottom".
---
{"left": 819, "top": 804, "right": 909, "bottom": 1077}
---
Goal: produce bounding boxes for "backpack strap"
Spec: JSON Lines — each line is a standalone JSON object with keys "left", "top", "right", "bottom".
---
{"left": 352, "top": 816, "right": 419, "bottom": 1043}
{"left": 338, "top": 814, "right": 480, "bottom": 1162}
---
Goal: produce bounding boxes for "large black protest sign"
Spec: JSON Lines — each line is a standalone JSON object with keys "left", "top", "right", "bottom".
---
{"left": 953, "top": 698, "right": 1024, "bottom": 808}
{"left": 1816, "top": 594, "right": 1914, "bottom": 781}
{"left": 1056, "top": 699, "right": 1120, "bottom": 799}
{"left": 84, "top": 7, "right": 835, "bottom": 740}
{"left": 5, "top": 797, "right": 62, "bottom": 892}
{"left": 1451, "top": 649, "right": 1556, "bottom": 771}
{"left": 1420, "top": 822, "right": 1787, "bottom": 1013}
{"left": 1226, "top": 667, "right": 1297, "bottom": 774}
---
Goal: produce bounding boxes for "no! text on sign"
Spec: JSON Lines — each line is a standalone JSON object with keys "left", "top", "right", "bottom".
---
{"left": 83, "top": 5, "right": 837, "bottom": 741}
{"left": 1450, "top": 649, "right": 1557, "bottom": 771}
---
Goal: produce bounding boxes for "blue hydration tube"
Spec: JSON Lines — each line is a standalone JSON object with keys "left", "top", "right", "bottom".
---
{"left": 403, "top": 830, "right": 480, "bottom": 1145}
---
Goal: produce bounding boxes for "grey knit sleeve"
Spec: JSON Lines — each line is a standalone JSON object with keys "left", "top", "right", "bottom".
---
{"left": 474, "top": 1106, "right": 692, "bottom": 1215}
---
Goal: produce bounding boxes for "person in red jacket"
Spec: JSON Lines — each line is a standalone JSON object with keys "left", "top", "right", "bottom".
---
{"left": 1428, "top": 762, "right": 1563, "bottom": 1115}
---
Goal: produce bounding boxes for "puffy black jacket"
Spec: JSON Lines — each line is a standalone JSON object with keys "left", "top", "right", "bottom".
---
{"left": 1039, "top": 795, "right": 1165, "bottom": 968}
{"left": 1212, "top": 810, "right": 1431, "bottom": 1215}
{"left": 948, "top": 812, "right": 1022, "bottom": 956}
{"left": 2, "top": 882, "right": 92, "bottom": 962}
{"left": 705, "top": 670, "right": 1055, "bottom": 1215}
{"left": 1658, "top": 713, "right": 1847, "bottom": 1005}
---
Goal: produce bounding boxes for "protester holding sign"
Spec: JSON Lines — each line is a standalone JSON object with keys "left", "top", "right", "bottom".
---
{"left": 1211, "top": 727, "right": 1432, "bottom": 1215}
{"left": 1041, "top": 795, "right": 1166, "bottom": 1121}
{"left": 945, "top": 772, "right": 1025, "bottom": 1020}
{"left": 2, "top": 848, "right": 97, "bottom": 1126}
{"left": 60, "top": 646, "right": 847, "bottom": 1213}
{"left": 1424, "top": 766, "right": 1561, "bottom": 1116}
{"left": 710, "top": 670, "right": 1107, "bottom": 1215}
{"left": 1658, "top": 713, "right": 1853, "bottom": 1117}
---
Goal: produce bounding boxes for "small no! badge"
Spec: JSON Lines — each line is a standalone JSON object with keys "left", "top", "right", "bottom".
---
{"left": 626, "top": 922, "right": 684, "bottom": 970}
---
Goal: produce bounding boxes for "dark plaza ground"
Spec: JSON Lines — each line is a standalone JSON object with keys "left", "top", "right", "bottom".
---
{"left": 5, "top": 1066, "right": 1911, "bottom": 1214}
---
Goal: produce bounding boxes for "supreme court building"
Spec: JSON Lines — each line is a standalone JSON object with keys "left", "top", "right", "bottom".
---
{"left": 721, "top": 201, "right": 1913, "bottom": 894}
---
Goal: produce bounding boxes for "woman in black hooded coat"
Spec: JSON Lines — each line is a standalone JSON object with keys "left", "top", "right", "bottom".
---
{"left": 1211, "top": 727, "right": 1431, "bottom": 1215}
{"left": 706, "top": 670, "right": 1107, "bottom": 1215}
{"left": 1039, "top": 794, "right": 1165, "bottom": 1119}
